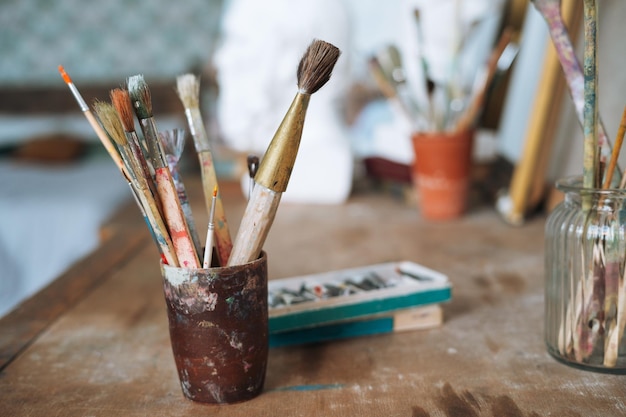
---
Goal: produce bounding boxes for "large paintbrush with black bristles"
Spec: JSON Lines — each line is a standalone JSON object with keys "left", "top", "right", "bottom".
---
{"left": 227, "top": 39, "right": 341, "bottom": 267}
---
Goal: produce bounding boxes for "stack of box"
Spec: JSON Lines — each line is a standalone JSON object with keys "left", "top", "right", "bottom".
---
{"left": 268, "top": 261, "right": 451, "bottom": 348}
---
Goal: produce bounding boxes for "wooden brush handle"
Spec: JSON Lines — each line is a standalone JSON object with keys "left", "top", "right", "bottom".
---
{"left": 155, "top": 167, "right": 200, "bottom": 268}
{"left": 228, "top": 184, "right": 281, "bottom": 267}
{"left": 133, "top": 181, "right": 179, "bottom": 267}
{"left": 535, "top": 0, "right": 616, "bottom": 183}
{"left": 117, "top": 145, "right": 178, "bottom": 266}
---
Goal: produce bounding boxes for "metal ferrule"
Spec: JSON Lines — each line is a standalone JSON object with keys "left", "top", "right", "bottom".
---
{"left": 254, "top": 92, "right": 310, "bottom": 193}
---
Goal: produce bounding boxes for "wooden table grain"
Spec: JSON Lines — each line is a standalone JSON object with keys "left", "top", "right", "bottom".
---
{"left": 1, "top": 179, "right": 624, "bottom": 417}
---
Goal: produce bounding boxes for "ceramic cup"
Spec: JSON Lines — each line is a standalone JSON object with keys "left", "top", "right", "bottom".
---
{"left": 161, "top": 252, "right": 268, "bottom": 403}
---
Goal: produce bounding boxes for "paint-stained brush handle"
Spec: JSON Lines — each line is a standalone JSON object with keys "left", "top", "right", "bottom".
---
{"left": 227, "top": 183, "right": 281, "bottom": 266}
{"left": 532, "top": 0, "right": 618, "bottom": 185}
{"left": 176, "top": 73, "right": 234, "bottom": 266}
{"left": 155, "top": 166, "right": 201, "bottom": 268}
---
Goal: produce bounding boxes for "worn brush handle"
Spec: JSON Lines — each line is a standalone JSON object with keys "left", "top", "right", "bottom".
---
{"left": 134, "top": 181, "right": 179, "bottom": 267}
{"left": 128, "top": 134, "right": 162, "bottom": 216}
{"left": 534, "top": 0, "right": 617, "bottom": 184}
{"left": 228, "top": 184, "right": 281, "bottom": 267}
{"left": 198, "top": 151, "right": 233, "bottom": 266}
{"left": 582, "top": 0, "right": 598, "bottom": 191}
{"left": 117, "top": 144, "right": 178, "bottom": 267}
{"left": 155, "top": 167, "right": 200, "bottom": 268}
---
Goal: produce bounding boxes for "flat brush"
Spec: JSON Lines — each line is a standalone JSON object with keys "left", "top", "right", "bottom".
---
{"left": 176, "top": 73, "right": 233, "bottom": 266}
{"left": 94, "top": 100, "right": 178, "bottom": 267}
{"left": 228, "top": 39, "right": 341, "bottom": 267}
{"left": 58, "top": 66, "right": 128, "bottom": 179}
{"left": 128, "top": 75, "right": 200, "bottom": 268}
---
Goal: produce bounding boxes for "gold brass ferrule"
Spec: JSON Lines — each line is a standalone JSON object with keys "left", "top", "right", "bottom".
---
{"left": 254, "top": 92, "right": 310, "bottom": 193}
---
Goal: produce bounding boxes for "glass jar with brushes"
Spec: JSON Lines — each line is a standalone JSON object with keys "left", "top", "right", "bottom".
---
{"left": 545, "top": 176, "right": 626, "bottom": 373}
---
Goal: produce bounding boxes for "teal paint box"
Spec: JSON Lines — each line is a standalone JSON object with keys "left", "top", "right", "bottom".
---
{"left": 268, "top": 261, "right": 451, "bottom": 335}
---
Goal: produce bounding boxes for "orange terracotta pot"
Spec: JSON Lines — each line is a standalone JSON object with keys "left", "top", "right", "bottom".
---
{"left": 411, "top": 129, "right": 474, "bottom": 220}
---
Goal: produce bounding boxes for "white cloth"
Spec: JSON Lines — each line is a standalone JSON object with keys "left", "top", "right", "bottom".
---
{"left": 0, "top": 156, "right": 129, "bottom": 317}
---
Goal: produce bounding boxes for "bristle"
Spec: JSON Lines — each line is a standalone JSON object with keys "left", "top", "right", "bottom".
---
{"left": 296, "top": 39, "right": 341, "bottom": 94}
{"left": 212, "top": 185, "right": 218, "bottom": 197}
{"left": 58, "top": 65, "right": 72, "bottom": 84}
{"left": 110, "top": 88, "right": 136, "bottom": 133}
{"left": 93, "top": 101, "right": 127, "bottom": 146}
{"left": 176, "top": 74, "right": 200, "bottom": 109}
{"left": 127, "top": 74, "right": 153, "bottom": 119}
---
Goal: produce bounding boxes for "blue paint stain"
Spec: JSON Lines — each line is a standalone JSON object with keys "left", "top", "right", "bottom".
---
{"left": 270, "top": 383, "right": 345, "bottom": 392}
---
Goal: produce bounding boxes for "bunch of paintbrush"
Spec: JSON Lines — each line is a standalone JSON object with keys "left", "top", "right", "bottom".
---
{"left": 533, "top": 0, "right": 626, "bottom": 367}
{"left": 367, "top": 9, "right": 517, "bottom": 134}
{"left": 93, "top": 98, "right": 178, "bottom": 267}
{"left": 60, "top": 66, "right": 204, "bottom": 268}
{"left": 532, "top": 0, "right": 619, "bottom": 186}
{"left": 59, "top": 38, "right": 341, "bottom": 272}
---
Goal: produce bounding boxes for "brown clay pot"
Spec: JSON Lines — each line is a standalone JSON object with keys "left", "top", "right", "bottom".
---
{"left": 161, "top": 252, "right": 268, "bottom": 404}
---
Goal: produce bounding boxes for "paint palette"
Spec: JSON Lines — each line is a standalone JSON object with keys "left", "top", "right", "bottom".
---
{"left": 268, "top": 261, "right": 451, "bottom": 334}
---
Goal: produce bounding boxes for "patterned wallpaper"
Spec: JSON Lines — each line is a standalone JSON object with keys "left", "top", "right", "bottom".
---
{"left": 0, "top": 0, "right": 224, "bottom": 86}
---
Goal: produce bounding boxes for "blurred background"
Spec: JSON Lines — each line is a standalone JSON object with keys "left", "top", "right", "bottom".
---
{"left": 0, "top": 0, "right": 624, "bottom": 316}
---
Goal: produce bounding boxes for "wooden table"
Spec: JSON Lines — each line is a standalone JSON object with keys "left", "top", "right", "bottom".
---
{"left": 1, "top": 179, "right": 624, "bottom": 416}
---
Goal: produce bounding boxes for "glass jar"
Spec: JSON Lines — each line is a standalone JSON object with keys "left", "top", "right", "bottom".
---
{"left": 545, "top": 177, "right": 626, "bottom": 373}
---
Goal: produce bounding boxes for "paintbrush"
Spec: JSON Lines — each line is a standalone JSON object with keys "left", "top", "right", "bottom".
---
{"left": 573, "top": 0, "right": 605, "bottom": 364}
{"left": 110, "top": 88, "right": 162, "bottom": 216}
{"left": 604, "top": 106, "right": 626, "bottom": 189}
{"left": 532, "top": 0, "right": 619, "bottom": 186}
{"left": 601, "top": 106, "right": 626, "bottom": 366}
{"left": 128, "top": 75, "right": 200, "bottom": 268}
{"left": 377, "top": 45, "right": 419, "bottom": 120}
{"left": 367, "top": 56, "right": 414, "bottom": 127}
{"left": 176, "top": 73, "right": 233, "bottom": 266}
{"left": 203, "top": 186, "right": 218, "bottom": 268}
{"left": 582, "top": 0, "right": 598, "bottom": 192}
{"left": 94, "top": 100, "right": 179, "bottom": 267}
{"left": 413, "top": 9, "right": 436, "bottom": 130}
{"left": 563, "top": 0, "right": 609, "bottom": 365}
{"left": 58, "top": 66, "right": 128, "bottom": 179}
{"left": 454, "top": 27, "right": 513, "bottom": 134}
{"left": 158, "top": 128, "right": 203, "bottom": 256}
{"left": 227, "top": 39, "right": 341, "bottom": 267}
